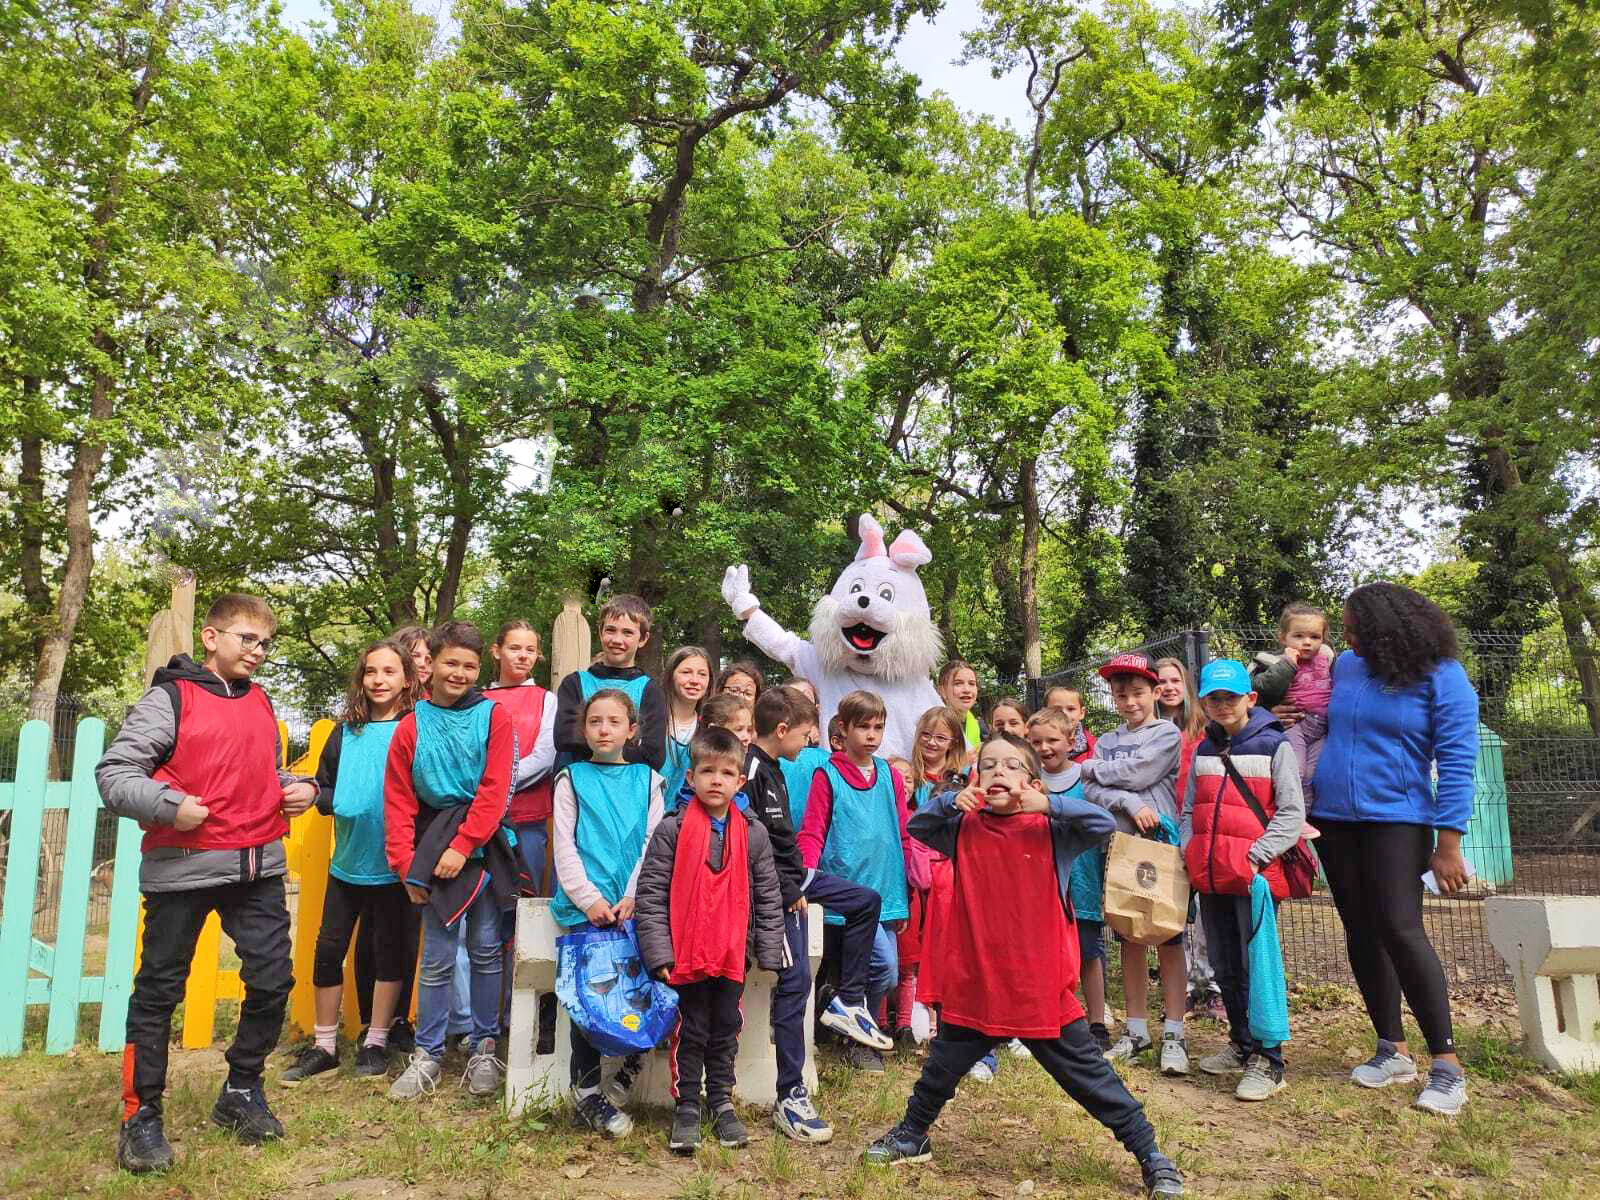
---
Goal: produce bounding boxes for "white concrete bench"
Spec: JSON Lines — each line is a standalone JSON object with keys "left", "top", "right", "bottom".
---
{"left": 1485, "top": 895, "right": 1600, "bottom": 1072}
{"left": 506, "top": 898, "right": 823, "bottom": 1115}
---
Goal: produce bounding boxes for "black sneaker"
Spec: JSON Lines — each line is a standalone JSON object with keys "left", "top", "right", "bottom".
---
{"left": 281, "top": 1045, "right": 338, "bottom": 1085}
{"left": 1142, "top": 1151, "right": 1186, "bottom": 1197}
{"left": 536, "top": 992, "right": 557, "bottom": 1056}
{"left": 388, "top": 1018, "right": 416, "bottom": 1055}
{"left": 893, "top": 1026, "right": 917, "bottom": 1052}
{"left": 211, "top": 1082, "right": 285, "bottom": 1144}
{"left": 864, "top": 1122, "right": 933, "bottom": 1166}
{"left": 1090, "top": 1022, "right": 1112, "bottom": 1053}
{"left": 573, "top": 1088, "right": 634, "bottom": 1138}
{"left": 117, "top": 1105, "right": 174, "bottom": 1173}
{"left": 669, "top": 1102, "right": 702, "bottom": 1154}
{"left": 711, "top": 1105, "right": 748, "bottom": 1149}
{"left": 354, "top": 1042, "right": 389, "bottom": 1077}
{"left": 843, "top": 1041, "right": 885, "bottom": 1073}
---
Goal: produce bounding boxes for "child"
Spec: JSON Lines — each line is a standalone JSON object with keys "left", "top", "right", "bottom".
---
{"left": 1153, "top": 657, "right": 1222, "bottom": 1021}
{"left": 486, "top": 620, "right": 557, "bottom": 893}
{"left": 987, "top": 697, "right": 1029, "bottom": 739}
{"left": 701, "top": 692, "right": 755, "bottom": 749}
{"left": 392, "top": 624, "right": 434, "bottom": 699}
{"left": 663, "top": 645, "right": 713, "bottom": 802}
{"left": 1277, "top": 602, "right": 1335, "bottom": 798}
{"left": 384, "top": 621, "right": 522, "bottom": 1102}
{"left": 715, "top": 660, "right": 763, "bottom": 703}
{"left": 552, "top": 595, "right": 668, "bottom": 770}
{"left": 864, "top": 734, "right": 1186, "bottom": 1199}
{"left": 1052, "top": 686, "right": 1097, "bottom": 761}
{"left": 936, "top": 660, "right": 984, "bottom": 759}
{"left": 636, "top": 727, "right": 787, "bottom": 1153}
{"left": 1029, "top": 706, "right": 1111, "bottom": 1051}
{"left": 898, "top": 708, "right": 969, "bottom": 1058}
{"left": 549, "top": 688, "right": 667, "bottom": 1137}
{"left": 781, "top": 714, "right": 842, "bottom": 825}
{"left": 1180, "top": 660, "right": 1304, "bottom": 1101}
{"left": 1078, "top": 653, "right": 1189, "bottom": 1075}
{"left": 285, "top": 640, "right": 419, "bottom": 1085}
{"left": 797, "top": 689, "right": 911, "bottom": 1072}
{"left": 741, "top": 687, "right": 838, "bottom": 1141}
{"left": 97, "top": 593, "right": 316, "bottom": 1172}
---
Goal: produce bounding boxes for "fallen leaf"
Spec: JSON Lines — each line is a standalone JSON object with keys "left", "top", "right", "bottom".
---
{"left": 1016, "top": 1180, "right": 1036, "bottom": 1196}
{"left": 562, "top": 1164, "right": 590, "bottom": 1180}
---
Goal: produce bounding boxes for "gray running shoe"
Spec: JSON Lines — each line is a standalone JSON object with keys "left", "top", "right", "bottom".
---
{"left": 464, "top": 1038, "right": 504, "bottom": 1098}
{"left": 1105, "top": 1032, "right": 1153, "bottom": 1063}
{"left": 388, "top": 1050, "right": 442, "bottom": 1100}
{"left": 1350, "top": 1039, "right": 1418, "bottom": 1089}
{"left": 1235, "top": 1055, "right": 1286, "bottom": 1102}
{"left": 1413, "top": 1064, "right": 1467, "bottom": 1116}
{"left": 1197, "top": 1043, "right": 1249, "bottom": 1076}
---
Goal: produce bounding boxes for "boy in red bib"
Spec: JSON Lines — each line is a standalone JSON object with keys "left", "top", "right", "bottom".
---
{"left": 96, "top": 594, "right": 317, "bottom": 1173}
{"left": 635, "top": 727, "right": 787, "bottom": 1155}
{"left": 865, "top": 734, "right": 1185, "bottom": 1199}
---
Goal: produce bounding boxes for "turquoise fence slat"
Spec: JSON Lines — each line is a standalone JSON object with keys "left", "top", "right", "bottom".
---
{"left": 0, "top": 722, "right": 51, "bottom": 1055}
{"left": 98, "top": 804, "right": 145, "bottom": 1052}
{"left": 46, "top": 720, "right": 106, "bottom": 1052}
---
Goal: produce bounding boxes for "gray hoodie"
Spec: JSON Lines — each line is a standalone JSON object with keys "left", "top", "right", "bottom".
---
{"left": 1079, "top": 717, "right": 1182, "bottom": 834}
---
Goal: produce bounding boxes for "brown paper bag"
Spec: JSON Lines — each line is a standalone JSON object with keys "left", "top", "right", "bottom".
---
{"left": 1102, "top": 831, "right": 1189, "bottom": 946}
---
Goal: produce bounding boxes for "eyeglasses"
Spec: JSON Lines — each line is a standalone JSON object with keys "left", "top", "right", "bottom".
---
{"left": 977, "top": 756, "right": 1037, "bottom": 778}
{"left": 918, "top": 731, "right": 954, "bottom": 746}
{"left": 221, "top": 629, "right": 274, "bottom": 655}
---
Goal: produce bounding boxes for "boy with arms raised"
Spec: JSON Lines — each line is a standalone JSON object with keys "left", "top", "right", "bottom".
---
{"left": 635, "top": 727, "right": 787, "bottom": 1153}
{"left": 864, "top": 733, "right": 1185, "bottom": 1198}
{"left": 1078, "top": 653, "right": 1188, "bottom": 1073}
{"left": 98, "top": 594, "right": 317, "bottom": 1172}
{"left": 552, "top": 595, "right": 668, "bottom": 770}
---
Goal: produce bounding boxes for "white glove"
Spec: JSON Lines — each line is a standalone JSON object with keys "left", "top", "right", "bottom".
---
{"left": 721, "top": 564, "right": 760, "bottom": 620}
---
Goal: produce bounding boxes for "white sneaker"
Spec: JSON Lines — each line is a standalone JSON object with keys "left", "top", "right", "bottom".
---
{"left": 1413, "top": 1065, "right": 1468, "bottom": 1116}
{"left": 1007, "top": 1038, "right": 1032, "bottom": 1059}
{"left": 967, "top": 1055, "right": 996, "bottom": 1082}
{"left": 1235, "top": 1055, "right": 1286, "bottom": 1102}
{"left": 773, "top": 1086, "right": 834, "bottom": 1143}
{"left": 1105, "top": 1032, "right": 1153, "bottom": 1063}
{"left": 388, "top": 1050, "right": 442, "bottom": 1100}
{"left": 1159, "top": 1032, "right": 1190, "bottom": 1076}
{"left": 820, "top": 997, "right": 895, "bottom": 1051}
{"left": 1350, "top": 1039, "right": 1419, "bottom": 1089}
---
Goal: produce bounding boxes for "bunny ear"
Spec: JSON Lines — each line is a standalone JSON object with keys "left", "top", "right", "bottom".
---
{"left": 854, "top": 513, "right": 887, "bottom": 561}
{"left": 888, "top": 530, "right": 932, "bottom": 569}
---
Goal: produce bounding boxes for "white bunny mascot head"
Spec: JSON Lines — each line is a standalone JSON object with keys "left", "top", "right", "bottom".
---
{"left": 722, "top": 514, "right": 944, "bottom": 758}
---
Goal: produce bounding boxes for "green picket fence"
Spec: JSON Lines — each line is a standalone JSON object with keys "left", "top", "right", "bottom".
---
{"left": 0, "top": 718, "right": 144, "bottom": 1056}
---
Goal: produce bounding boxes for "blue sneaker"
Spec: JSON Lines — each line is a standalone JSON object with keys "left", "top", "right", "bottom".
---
{"left": 819, "top": 997, "right": 894, "bottom": 1051}
{"left": 774, "top": 1085, "right": 834, "bottom": 1143}
{"left": 865, "top": 1122, "right": 933, "bottom": 1166}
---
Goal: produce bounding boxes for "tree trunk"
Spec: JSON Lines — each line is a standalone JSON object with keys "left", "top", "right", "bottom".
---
{"left": 1543, "top": 545, "right": 1600, "bottom": 739}
{"left": 1018, "top": 455, "right": 1044, "bottom": 679}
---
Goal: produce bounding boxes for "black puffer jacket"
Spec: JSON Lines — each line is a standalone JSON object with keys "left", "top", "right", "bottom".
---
{"left": 634, "top": 806, "right": 788, "bottom": 979}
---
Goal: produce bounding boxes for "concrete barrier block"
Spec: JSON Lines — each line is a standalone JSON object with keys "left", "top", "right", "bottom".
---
{"left": 506, "top": 898, "right": 823, "bottom": 1116}
{"left": 1485, "top": 895, "right": 1600, "bottom": 1073}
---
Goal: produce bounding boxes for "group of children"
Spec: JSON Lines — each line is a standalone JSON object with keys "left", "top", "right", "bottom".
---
{"left": 96, "top": 588, "right": 1352, "bottom": 1197}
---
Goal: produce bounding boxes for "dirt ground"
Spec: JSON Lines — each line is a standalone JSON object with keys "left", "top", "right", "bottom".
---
{"left": 2, "top": 988, "right": 1596, "bottom": 1200}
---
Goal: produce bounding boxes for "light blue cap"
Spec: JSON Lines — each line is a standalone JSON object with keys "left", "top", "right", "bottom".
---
{"left": 1198, "top": 659, "right": 1253, "bottom": 698}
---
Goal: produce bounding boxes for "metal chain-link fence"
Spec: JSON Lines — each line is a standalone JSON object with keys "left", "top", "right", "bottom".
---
{"left": 1030, "top": 626, "right": 1600, "bottom": 987}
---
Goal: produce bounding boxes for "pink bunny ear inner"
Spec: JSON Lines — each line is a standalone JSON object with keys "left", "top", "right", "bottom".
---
{"left": 888, "top": 530, "right": 932, "bottom": 569}
{"left": 855, "top": 513, "right": 887, "bottom": 561}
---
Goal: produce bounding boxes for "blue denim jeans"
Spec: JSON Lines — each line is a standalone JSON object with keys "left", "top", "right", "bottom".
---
{"left": 869, "top": 922, "right": 899, "bottom": 1010}
{"left": 418, "top": 887, "right": 501, "bottom": 1057}
{"left": 513, "top": 822, "right": 550, "bottom": 896}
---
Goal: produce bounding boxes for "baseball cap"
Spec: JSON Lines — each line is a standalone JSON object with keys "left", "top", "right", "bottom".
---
{"left": 1198, "top": 659, "right": 1253, "bottom": 698}
{"left": 1097, "top": 652, "right": 1158, "bottom": 683}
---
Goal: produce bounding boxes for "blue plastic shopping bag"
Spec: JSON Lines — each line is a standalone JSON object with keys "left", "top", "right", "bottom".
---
{"left": 555, "top": 919, "right": 679, "bottom": 1056}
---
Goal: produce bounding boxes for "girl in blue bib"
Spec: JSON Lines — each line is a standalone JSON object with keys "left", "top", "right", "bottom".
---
{"left": 661, "top": 646, "right": 711, "bottom": 807}
{"left": 550, "top": 689, "right": 666, "bottom": 1137}
{"left": 286, "top": 640, "right": 417, "bottom": 1085}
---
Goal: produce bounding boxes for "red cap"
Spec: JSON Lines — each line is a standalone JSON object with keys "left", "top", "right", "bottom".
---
{"left": 1097, "top": 652, "right": 1159, "bottom": 683}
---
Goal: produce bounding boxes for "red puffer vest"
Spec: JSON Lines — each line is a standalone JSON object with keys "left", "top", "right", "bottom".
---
{"left": 146, "top": 678, "right": 287, "bottom": 853}
{"left": 1184, "top": 709, "right": 1290, "bottom": 899}
{"left": 488, "top": 683, "right": 553, "bottom": 824}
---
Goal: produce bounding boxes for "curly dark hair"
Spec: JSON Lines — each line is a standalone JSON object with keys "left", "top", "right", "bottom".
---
{"left": 1344, "top": 582, "right": 1460, "bottom": 686}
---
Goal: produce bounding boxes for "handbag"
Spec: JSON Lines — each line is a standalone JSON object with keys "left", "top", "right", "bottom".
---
{"left": 1102, "top": 830, "right": 1189, "bottom": 945}
{"left": 1219, "top": 752, "right": 1318, "bottom": 899}
{"left": 554, "top": 919, "right": 679, "bottom": 1056}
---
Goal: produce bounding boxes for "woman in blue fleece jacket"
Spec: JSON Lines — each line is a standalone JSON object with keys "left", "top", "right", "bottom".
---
{"left": 1311, "top": 582, "right": 1478, "bottom": 1117}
